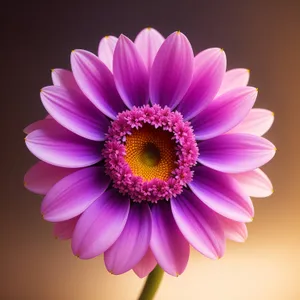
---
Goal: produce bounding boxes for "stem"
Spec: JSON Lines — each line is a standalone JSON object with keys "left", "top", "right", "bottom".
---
{"left": 138, "top": 266, "right": 164, "bottom": 300}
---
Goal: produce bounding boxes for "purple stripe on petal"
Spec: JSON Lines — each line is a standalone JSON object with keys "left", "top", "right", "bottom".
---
{"left": 71, "top": 189, "right": 130, "bottom": 259}
{"left": 177, "top": 48, "right": 226, "bottom": 120}
{"left": 133, "top": 248, "right": 157, "bottom": 278}
{"left": 134, "top": 28, "right": 165, "bottom": 72}
{"left": 150, "top": 201, "right": 189, "bottom": 276}
{"left": 104, "top": 203, "right": 152, "bottom": 275}
{"left": 98, "top": 35, "right": 118, "bottom": 72}
{"left": 41, "top": 167, "right": 110, "bottom": 222}
{"left": 230, "top": 168, "right": 273, "bottom": 198}
{"left": 150, "top": 32, "right": 194, "bottom": 110}
{"left": 71, "top": 49, "right": 126, "bottom": 120}
{"left": 171, "top": 189, "right": 225, "bottom": 259}
{"left": 25, "top": 119, "right": 103, "bottom": 168}
{"left": 51, "top": 69, "right": 82, "bottom": 93}
{"left": 198, "top": 133, "right": 276, "bottom": 173}
{"left": 189, "top": 166, "right": 254, "bottom": 222}
{"left": 113, "top": 35, "right": 149, "bottom": 109}
{"left": 227, "top": 108, "right": 274, "bottom": 136}
{"left": 41, "top": 86, "right": 109, "bottom": 141}
{"left": 192, "top": 87, "right": 257, "bottom": 140}
{"left": 53, "top": 216, "right": 80, "bottom": 240}
{"left": 24, "top": 161, "right": 78, "bottom": 195}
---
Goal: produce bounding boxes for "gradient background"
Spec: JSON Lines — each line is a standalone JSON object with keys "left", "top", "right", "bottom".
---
{"left": 2, "top": 0, "right": 300, "bottom": 299}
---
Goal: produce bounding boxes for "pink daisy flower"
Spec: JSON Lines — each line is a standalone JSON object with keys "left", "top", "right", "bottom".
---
{"left": 24, "top": 28, "right": 275, "bottom": 277}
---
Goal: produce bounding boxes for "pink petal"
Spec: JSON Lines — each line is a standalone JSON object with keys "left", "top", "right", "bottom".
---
{"left": 41, "top": 86, "right": 109, "bottom": 141}
{"left": 98, "top": 35, "right": 118, "bottom": 72}
{"left": 25, "top": 119, "right": 103, "bottom": 168}
{"left": 53, "top": 216, "right": 80, "bottom": 240}
{"left": 24, "top": 119, "right": 51, "bottom": 134}
{"left": 104, "top": 203, "right": 152, "bottom": 275}
{"left": 230, "top": 168, "right": 273, "bottom": 198}
{"left": 51, "top": 69, "right": 82, "bottom": 93}
{"left": 71, "top": 49, "right": 126, "bottom": 120}
{"left": 134, "top": 27, "right": 165, "bottom": 72}
{"left": 41, "top": 167, "right": 110, "bottom": 222}
{"left": 198, "top": 133, "right": 276, "bottom": 173}
{"left": 133, "top": 248, "right": 157, "bottom": 278}
{"left": 177, "top": 48, "right": 226, "bottom": 120}
{"left": 189, "top": 166, "right": 254, "bottom": 222}
{"left": 150, "top": 201, "right": 189, "bottom": 276}
{"left": 24, "top": 161, "right": 78, "bottom": 195}
{"left": 171, "top": 189, "right": 225, "bottom": 259}
{"left": 217, "top": 68, "right": 250, "bottom": 96}
{"left": 227, "top": 108, "right": 274, "bottom": 136}
{"left": 113, "top": 35, "right": 149, "bottom": 109}
{"left": 149, "top": 32, "right": 194, "bottom": 110}
{"left": 71, "top": 189, "right": 130, "bottom": 259}
{"left": 191, "top": 87, "right": 257, "bottom": 140}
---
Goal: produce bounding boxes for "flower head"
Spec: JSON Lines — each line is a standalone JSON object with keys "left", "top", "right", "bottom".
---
{"left": 24, "top": 28, "right": 275, "bottom": 277}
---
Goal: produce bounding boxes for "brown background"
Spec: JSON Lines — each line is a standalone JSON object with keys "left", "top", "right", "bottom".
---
{"left": 1, "top": 0, "right": 300, "bottom": 299}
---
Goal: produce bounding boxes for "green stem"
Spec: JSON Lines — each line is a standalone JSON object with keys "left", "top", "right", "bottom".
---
{"left": 138, "top": 266, "right": 164, "bottom": 300}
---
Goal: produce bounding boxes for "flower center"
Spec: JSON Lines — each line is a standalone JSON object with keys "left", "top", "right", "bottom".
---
{"left": 125, "top": 125, "right": 177, "bottom": 181}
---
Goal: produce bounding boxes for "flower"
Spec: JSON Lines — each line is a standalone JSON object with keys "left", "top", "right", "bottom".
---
{"left": 24, "top": 28, "right": 276, "bottom": 277}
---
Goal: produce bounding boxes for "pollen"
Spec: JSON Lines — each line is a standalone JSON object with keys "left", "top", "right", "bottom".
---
{"left": 125, "top": 125, "right": 177, "bottom": 181}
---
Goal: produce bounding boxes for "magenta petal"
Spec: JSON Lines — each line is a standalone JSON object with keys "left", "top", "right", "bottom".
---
{"left": 192, "top": 87, "right": 257, "bottom": 140}
{"left": 51, "top": 69, "right": 82, "bottom": 93}
{"left": 24, "top": 161, "right": 78, "bottom": 195}
{"left": 177, "top": 48, "right": 226, "bottom": 120}
{"left": 25, "top": 119, "right": 103, "bottom": 168}
{"left": 189, "top": 166, "right": 254, "bottom": 222}
{"left": 71, "top": 189, "right": 130, "bottom": 259}
{"left": 231, "top": 168, "right": 273, "bottom": 198}
{"left": 217, "top": 214, "right": 248, "bottom": 242}
{"left": 53, "top": 216, "right": 80, "bottom": 240}
{"left": 227, "top": 108, "right": 274, "bottom": 136}
{"left": 98, "top": 35, "right": 118, "bottom": 72}
{"left": 133, "top": 248, "right": 157, "bottom": 278}
{"left": 104, "top": 203, "right": 152, "bottom": 275}
{"left": 41, "top": 86, "right": 109, "bottom": 141}
{"left": 149, "top": 32, "right": 194, "bottom": 110}
{"left": 41, "top": 167, "right": 110, "bottom": 222}
{"left": 198, "top": 134, "right": 276, "bottom": 173}
{"left": 24, "top": 119, "right": 50, "bottom": 134}
{"left": 171, "top": 189, "right": 225, "bottom": 259}
{"left": 217, "top": 68, "right": 250, "bottom": 96}
{"left": 113, "top": 35, "right": 149, "bottom": 109}
{"left": 134, "top": 28, "right": 164, "bottom": 72}
{"left": 71, "top": 49, "right": 126, "bottom": 120}
{"left": 150, "top": 201, "right": 189, "bottom": 276}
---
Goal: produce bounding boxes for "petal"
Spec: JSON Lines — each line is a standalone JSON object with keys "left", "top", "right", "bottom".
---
{"left": 71, "top": 189, "right": 130, "bottom": 259}
{"left": 150, "top": 201, "right": 189, "bottom": 276}
{"left": 177, "top": 48, "right": 226, "bottom": 120}
{"left": 191, "top": 87, "right": 257, "bottom": 140}
{"left": 25, "top": 119, "right": 103, "bottom": 168}
{"left": 150, "top": 32, "right": 194, "bottom": 110}
{"left": 41, "top": 167, "right": 110, "bottom": 222}
{"left": 104, "top": 203, "right": 152, "bottom": 275}
{"left": 230, "top": 168, "right": 273, "bottom": 198}
{"left": 71, "top": 49, "right": 126, "bottom": 120}
{"left": 227, "top": 108, "right": 274, "bottom": 136}
{"left": 198, "top": 133, "right": 276, "bottom": 173}
{"left": 51, "top": 69, "right": 82, "bottom": 93}
{"left": 113, "top": 35, "right": 149, "bottom": 108}
{"left": 24, "top": 161, "right": 78, "bottom": 195}
{"left": 98, "top": 35, "right": 118, "bottom": 72}
{"left": 217, "top": 68, "right": 250, "bottom": 96}
{"left": 134, "top": 27, "right": 165, "bottom": 72}
{"left": 189, "top": 166, "right": 254, "bottom": 222}
{"left": 133, "top": 248, "right": 157, "bottom": 278}
{"left": 41, "top": 86, "right": 109, "bottom": 141}
{"left": 217, "top": 214, "right": 248, "bottom": 242}
{"left": 24, "top": 119, "right": 50, "bottom": 134}
{"left": 53, "top": 216, "right": 80, "bottom": 240}
{"left": 171, "top": 189, "right": 225, "bottom": 259}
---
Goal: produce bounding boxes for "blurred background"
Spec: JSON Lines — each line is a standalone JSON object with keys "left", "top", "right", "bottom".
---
{"left": 1, "top": 0, "right": 300, "bottom": 299}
